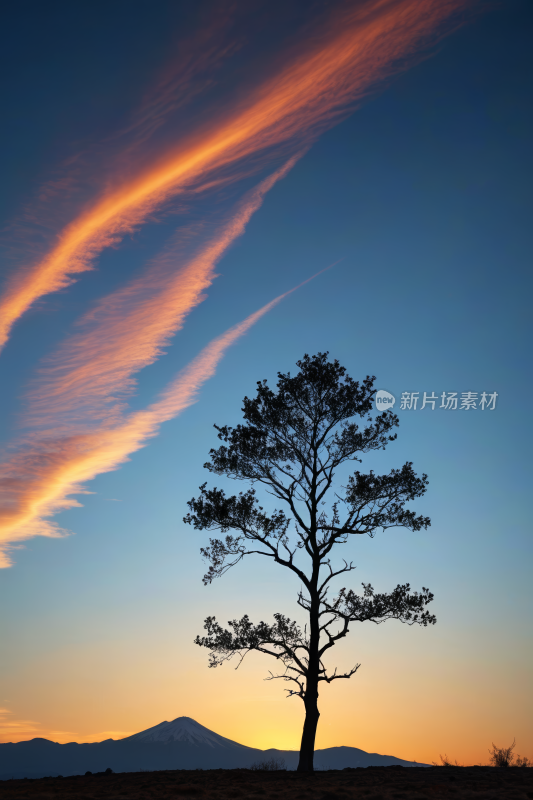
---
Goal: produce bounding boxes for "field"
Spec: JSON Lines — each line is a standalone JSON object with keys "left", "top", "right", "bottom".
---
{"left": 1, "top": 767, "right": 532, "bottom": 800}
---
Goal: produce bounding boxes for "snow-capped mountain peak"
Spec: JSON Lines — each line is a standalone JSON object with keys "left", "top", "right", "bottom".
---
{"left": 124, "top": 716, "right": 250, "bottom": 749}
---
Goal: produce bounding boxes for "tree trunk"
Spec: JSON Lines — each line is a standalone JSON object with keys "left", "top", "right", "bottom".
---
{"left": 297, "top": 680, "right": 320, "bottom": 771}
{"left": 298, "top": 488, "right": 321, "bottom": 773}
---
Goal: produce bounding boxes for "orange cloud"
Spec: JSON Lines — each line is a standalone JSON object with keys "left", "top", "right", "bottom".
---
{"left": 0, "top": 272, "right": 325, "bottom": 568}
{"left": 0, "top": 0, "right": 464, "bottom": 353}
{"left": 1, "top": 8, "right": 240, "bottom": 267}
{"left": 0, "top": 708, "right": 73, "bottom": 745}
{"left": 24, "top": 158, "right": 300, "bottom": 429}
{"left": 0, "top": 707, "right": 134, "bottom": 743}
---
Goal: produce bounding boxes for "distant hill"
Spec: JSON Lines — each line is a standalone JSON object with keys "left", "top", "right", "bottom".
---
{"left": 0, "top": 716, "right": 428, "bottom": 779}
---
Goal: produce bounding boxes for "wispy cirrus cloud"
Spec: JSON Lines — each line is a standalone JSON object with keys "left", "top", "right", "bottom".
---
{"left": 0, "top": 0, "right": 466, "bottom": 354}
{"left": 1, "top": 6, "right": 240, "bottom": 264}
{"left": 0, "top": 0, "right": 468, "bottom": 566}
{"left": 23, "top": 158, "right": 300, "bottom": 430}
{"left": 0, "top": 270, "right": 327, "bottom": 567}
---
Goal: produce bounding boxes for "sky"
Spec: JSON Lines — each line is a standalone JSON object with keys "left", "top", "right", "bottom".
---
{"left": 0, "top": 0, "right": 531, "bottom": 767}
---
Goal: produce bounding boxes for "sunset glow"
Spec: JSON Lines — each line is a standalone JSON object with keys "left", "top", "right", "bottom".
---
{"left": 0, "top": 0, "right": 530, "bottom": 773}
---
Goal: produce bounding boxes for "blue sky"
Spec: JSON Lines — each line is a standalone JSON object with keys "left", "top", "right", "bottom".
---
{"left": 0, "top": 0, "right": 531, "bottom": 763}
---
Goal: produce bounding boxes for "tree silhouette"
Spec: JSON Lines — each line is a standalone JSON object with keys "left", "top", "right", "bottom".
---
{"left": 184, "top": 353, "right": 435, "bottom": 772}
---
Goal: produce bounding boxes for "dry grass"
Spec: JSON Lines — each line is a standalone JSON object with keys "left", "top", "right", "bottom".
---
{"left": 1, "top": 766, "right": 533, "bottom": 800}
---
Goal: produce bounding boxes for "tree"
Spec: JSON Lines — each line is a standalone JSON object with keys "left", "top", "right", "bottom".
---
{"left": 184, "top": 353, "right": 436, "bottom": 772}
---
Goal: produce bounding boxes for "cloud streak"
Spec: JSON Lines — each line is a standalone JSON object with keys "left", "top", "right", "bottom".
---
{"left": 0, "top": 708, "right": 75, "bottom": 745}
{"left": 24, "top": 158, "right": 300, "bottom": 429}
{"left": 0, "top": 707, "right": 134, "bottom": 744}
{"left": 0, "top": 0, "right": 465, "bottom": 353}
{"left": 0, "top": 270, "right": 326, "bottom": 567}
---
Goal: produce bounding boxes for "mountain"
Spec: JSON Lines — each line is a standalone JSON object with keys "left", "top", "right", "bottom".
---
{"left": 124, "top": 717, "right": 250, "bottom": 749}
{"left": 0, "top": 716, "right": 428, "bottom": 779}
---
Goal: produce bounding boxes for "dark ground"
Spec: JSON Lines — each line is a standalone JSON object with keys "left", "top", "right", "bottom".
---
{"left": 1, "top": 767, "right": 532, "bottom": 800}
